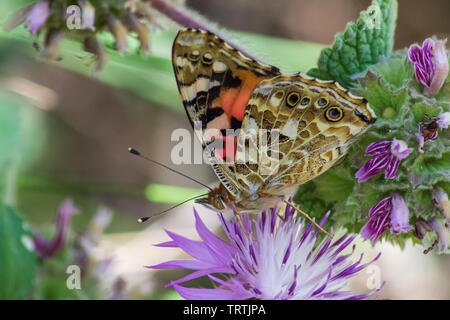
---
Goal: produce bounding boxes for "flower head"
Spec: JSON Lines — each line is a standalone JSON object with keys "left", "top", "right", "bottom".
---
{"left": 149, "top": 201, "right": 382, "bottom": 300}
{"left": 416, "top": 112, "right": 450, "bottom": 153}
{"left": 26, "top": 1, "right": 50, "bottom": 34}
{"left": 361, "top": 193, "right": 412, "bottom": 244}
{"left": 33, "top": 198, "right": 80, "bottom": 259}
{"left": 355, "top": 138, "right": 412, "bottom": 183}
{"left": 408, "top": 38, "right": 449, "bottom": 96}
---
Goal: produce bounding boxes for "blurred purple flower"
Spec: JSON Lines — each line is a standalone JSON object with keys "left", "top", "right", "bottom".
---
{"left": 33, "top": 198, "right": 79, "bottom": 259}
{"left": 355, "top": 138, "right": 412, "bottom": 183}
{"left": 148, "top": 201, "right": 383, "bottom": 300}
{"left": 408, "top": 38, "right": 449, "bottom": 96}
{"left": 81, "top": 2, "right": 96, "bottom": 31}
{"left": 26, "top": 1, "right": 50, "bottom": 34}
{"left": 416, "top": 112, "right": 450, "bottom": 153}
{"left": 361, "top": 193, "right": 412, "bottom": 245}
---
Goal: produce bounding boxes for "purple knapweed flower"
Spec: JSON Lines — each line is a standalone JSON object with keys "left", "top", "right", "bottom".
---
{"left": 148, "top": 200, "right": 383, "bottom": 300}
{"left": 361, "top": 193, "right": 412, "bottom": 245}
{"left": 408, "top": 38, "right": 449, "bottom": 96}
{"left": 33, "top": 198, "right": 79, "bottom": 259}
{"left": 355, "top": 138, "right": 412, "bottom": 183}
{"left": 416, "top": 112, "right": 450, "bottom": 153}
{"left": 26, "top": 1, "right": 51, "bottom": 34}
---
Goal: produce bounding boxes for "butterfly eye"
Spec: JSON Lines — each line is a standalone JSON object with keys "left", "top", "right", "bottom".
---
{"left": 300, "top": 97, "right": 310, "bottom": 105}
{"left": 188, "top": 50, "right": 200, "bottom": 62}
{"left": 317, "top": 98, "right": 328, "bottom": 107}
{"left": 202, "top": 52, "right": 213, "bottom": 64}
{"left": 325, "top": 106, "right": 344, "bottom": 122}
{"left": 286, "top": 92, "right": 300, "bottom": 107}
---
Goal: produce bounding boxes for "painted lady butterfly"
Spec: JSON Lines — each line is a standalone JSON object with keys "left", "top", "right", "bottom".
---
{"left": 172, "top": 28, "right": 376, "bottom": 221}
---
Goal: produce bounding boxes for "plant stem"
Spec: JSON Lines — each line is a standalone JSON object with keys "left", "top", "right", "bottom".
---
{"left": 147, "top": 0, "right": 258, "bottom": 60}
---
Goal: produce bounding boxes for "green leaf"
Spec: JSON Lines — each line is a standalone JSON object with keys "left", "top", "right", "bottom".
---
{"left": 413, "top": 152, "right": 450, "bottom": 181}
{"left": 307, "top": 0, "right": 398, "bottom": 88}
{"left": 0, "top": 90, "right": 45, "bottom": 205}
{"left": 0, "top": 204, "right": 37, "bottom": 299}
{"left": 359, "top": 78, "right": 409, "bottom": 124}
{"left": 314, "top": 170, "right": 355, "bottom": 202}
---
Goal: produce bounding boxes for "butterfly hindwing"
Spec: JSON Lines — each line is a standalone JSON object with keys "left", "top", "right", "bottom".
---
{"left": 235, "top": 74, "right": 375, "bottom": 196}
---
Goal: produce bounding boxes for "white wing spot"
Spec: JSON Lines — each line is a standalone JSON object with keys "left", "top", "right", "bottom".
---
{"left": 213, "top": 61, "right": 227, "bottom": 73}
{"left": 281, "top": 118, "right": 299, "bottom": 140}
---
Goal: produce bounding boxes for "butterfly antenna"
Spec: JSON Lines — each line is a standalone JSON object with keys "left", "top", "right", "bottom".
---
{"left": 137, "top": 193, "right": 209, "bottom": 223}
{"left": 128, "top": 147, "right": 212, "bottom": 191}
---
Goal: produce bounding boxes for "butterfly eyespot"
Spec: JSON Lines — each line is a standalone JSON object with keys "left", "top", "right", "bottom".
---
{"left": 317, "top": 97, "right": 328, "bottom": 107}
{"left": 286, "top": 92, "right": 300, "bottom": 107}
{"left": 202, "top": 52, "right": 213, "bottom": 64}
{"left": 325, "top": 106, "right": 344, "bottom": 122}
{"left": 188, "top": 50, "right": 200, "bottom": 61}
{"left": 300, "top": 97, "right": 311, "bottom": 105}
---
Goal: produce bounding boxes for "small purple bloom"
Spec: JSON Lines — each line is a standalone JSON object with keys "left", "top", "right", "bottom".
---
{"left": 361, "top": 193, "right": 412, "bottom": 244}
{"left": 409, "top": 38, "right": 449, "bottom": 96}
{"left": 26, "top": 1, "right": 51, "bottom": 34}
{"left": 432, "top": 187, "right": 450, "bottom": 224}
{"left": 33, "top": 198, "right": 79, "bottom": 259}
{"left": 427, "top": 219, "right": 449, "bottom": 255}
{"left": 148, "top": 202, "right": 383, "bottom": 300}
{"left": 355, "top": 138, "right": 412, "bottom": 183}
{"left": 416, "top": 112, "right": 450, "bottom": 153}
{"left": 414, "top": 218, "right": 433, "bottom": 240}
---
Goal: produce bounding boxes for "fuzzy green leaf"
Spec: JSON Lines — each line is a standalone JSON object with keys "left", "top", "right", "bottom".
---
{"left": 308, "top": 0, "right": 398, "bottom": 88}
{"left": 0, "top": 204, "right": 37, "bottom": 299}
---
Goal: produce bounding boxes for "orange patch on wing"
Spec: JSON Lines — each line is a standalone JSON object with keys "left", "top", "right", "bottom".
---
{"left": 220, "top": 71, "right": 265, "bottom": 122}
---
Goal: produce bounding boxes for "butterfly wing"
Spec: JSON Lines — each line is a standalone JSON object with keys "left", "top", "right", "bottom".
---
{"left": 234, "top": 74, "right": 376, "bottom": 198}
{"left": 172, "top": 28, "right": 280, "bottom": 196}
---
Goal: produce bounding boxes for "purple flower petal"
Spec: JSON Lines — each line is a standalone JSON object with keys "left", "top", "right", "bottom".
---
{"left": 389, "top": 194, "right": 412, "bottom": 234}
{"left": 150, "top": 203, "right": 381, "bottom": 300}
{"left": 26, "top": 1, "right": 50, "bottom": 34}
{"left": 356, "top": 139, "right": 411, "bottom": 183}
{"left": 33, "top": 198, "right": 79, "bottom": 259}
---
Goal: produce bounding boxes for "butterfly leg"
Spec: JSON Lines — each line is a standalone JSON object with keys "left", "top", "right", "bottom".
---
{"left": 282, "top": 199, "right": 334, "bottom": 238}
{"left": 234, "top": 209, "right": 250, "bottom": 239}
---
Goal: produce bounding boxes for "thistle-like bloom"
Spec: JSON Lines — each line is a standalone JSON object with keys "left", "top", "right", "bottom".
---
{"left": 148, "top": 201, "right": 382, "bottom": 300}
{"left": 33, "top": 198, "right": 80, "bottom": 259}
{"left": 416, "top": 112, "right": 450, "bottom": 153}
{"left": 361, "top": 193, "right": 412, "bottom": 244}
{"left": 355, "top": 138, "right": 412, "bottom": 183}
{"left": 26, "top": 1, "right": 51, "bottom": 34}
{"left": 408, "top": 38, "right": 449, "bottom": 96}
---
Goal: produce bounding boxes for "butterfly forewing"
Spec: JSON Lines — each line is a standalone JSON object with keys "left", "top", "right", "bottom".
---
{"left": 172, "top": 29, "right": 280, "bottom": 196}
